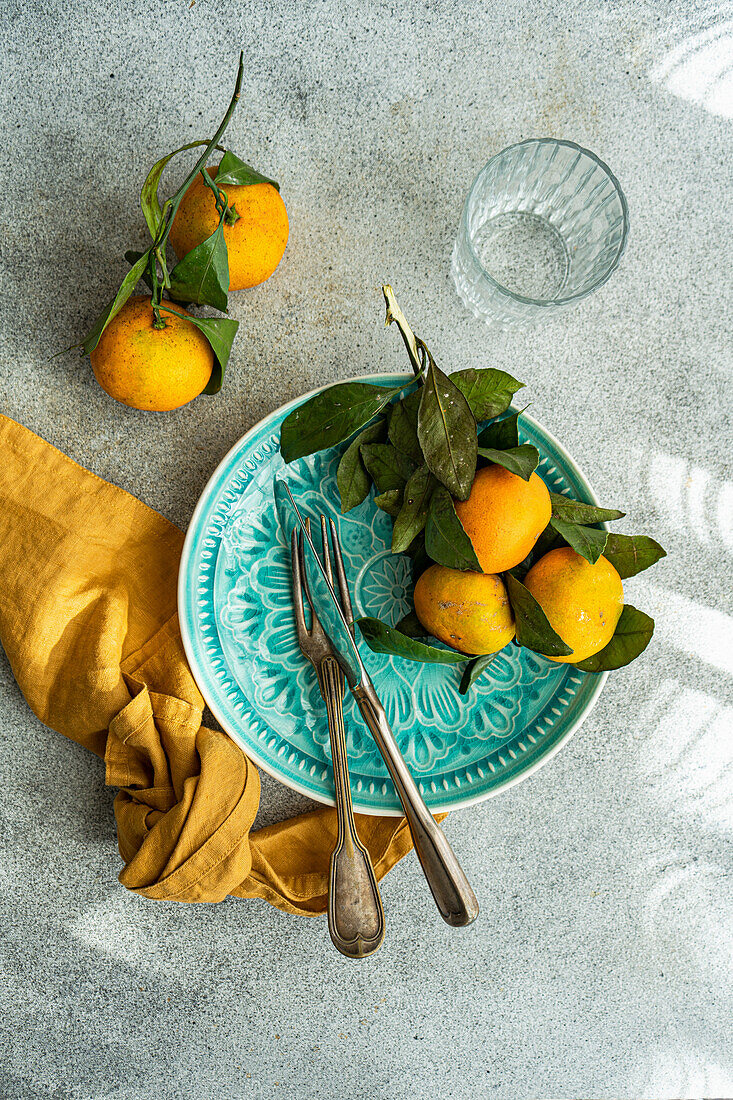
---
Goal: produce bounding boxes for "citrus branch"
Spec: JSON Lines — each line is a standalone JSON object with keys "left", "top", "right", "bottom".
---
{"left": 200, "top": 168, "right": 239, "bottom": 226}
{"left": 145, "top": 51, "right": 243, "bottom": 327}
{"left": 153, "top": 51, "right": 243, "bottom": 256}
{"left": 382, "top": 285, "right": 426, "bottom": 383}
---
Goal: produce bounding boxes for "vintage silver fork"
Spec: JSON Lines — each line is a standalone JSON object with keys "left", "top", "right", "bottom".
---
{"left": 291, "top": 518, "right": 385, "bottom": 959}
{"left": 277, "top": 480, "right": 478, "bottom": 928}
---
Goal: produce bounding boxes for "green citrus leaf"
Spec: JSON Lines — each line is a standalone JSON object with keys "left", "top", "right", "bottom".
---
{"left": 510, "top": 558, "right": 532, "bottom": 582}
{"left": 514, "top": 523, "right": 564, "bottom": 579}
{"left": 124, "top": 250, "right": 154, "bottom": 291}
{"left": 387, "top": 390, "right": 423, "bottom": 463}
{"left": 417, "top": 358, "right": 477, "bottom": 500}
{"left": 357, "top": 617, "right": 467, "bottom": 665}
{"left": 140, "top": 140, "right": 221, "bottom": 238}
{"left": 477, "top": 410, "right": 522, "bottom": 450}
{"left": 573, "top": 604, "right": 655, "bottom": 671}
{"left": 407, "top": 539, "right": 431, "bottom": 584}
{"left": 451, "top": 367, "right": 524, "bottom": 420}
{"left": 391, "top": 465, "right": 436, "bottom": 554}
{"left": 549, "top": 491, "right": 625, "bottom": 524}
{"left": 602, "top": 533, "right": 667, "bottom": 579}
{"left": 280, "top": 380, "right": 407, "bottom": 464}
{"left": 360, "top": 443, "right": 417, "bottom": 494}
{"left": 550, "top": 518, "right": 609, "bottom": 564}
{"left": 394, "top": 610, "right": 426, "bottom": 638}
{"left": 477, "top": 445, "right": 539, "bottom": 481}
{"left": 80, "top": 249, "right": 152, "bottom": 355}
{"left": 505, "top": 571, "right": 573, "bottom": 657}
{"left": 158, "top": 305, "right": 238, "bottom": 395}
{"left": 336, "top": 420, "right": 386, "bottom": 513}
{"left": 373, "top": 489, "right": 403, "bottom": 517}
{"left": 459, "top": 652, "right": 500, "bottom": 694}
{"left": 168, "top": 213, "right": 229, "bottom": 312}
{"left": 215, "top": 150, "right": 280, "bottom": 190}
{"left": 424, "top": 486, "right": 482, "bottom": 572}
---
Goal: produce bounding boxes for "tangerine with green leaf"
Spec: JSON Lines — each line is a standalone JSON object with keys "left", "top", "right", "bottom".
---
{"left": 413, "top": 564, "right": 515, "bottom": 656}
{"left": 454, "top": 463, "right": 551, "bottom": 574}
{"left": 169, "top": 167, "right": 289, "bottom": 290}
{"left": 523, "top": 547, "right": 624, "bottom": 663}
{"left": 90, "top": 296, "right": 213, "bottom": 411}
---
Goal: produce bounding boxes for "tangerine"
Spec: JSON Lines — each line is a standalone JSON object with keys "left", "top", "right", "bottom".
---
{"left": 524, "top": 547, "right": 624, "bottom": 663}
{"left": 454, "top": 464, "right": 551, "bottom": 574}
{"left": 169, "top": 167, "right": 289, "bottom": 290}
{"left": 90, "top": 297, "right": 213, "bottom": 411}
{"left": 413, "top": 565, "right": 515, "bottom": 656}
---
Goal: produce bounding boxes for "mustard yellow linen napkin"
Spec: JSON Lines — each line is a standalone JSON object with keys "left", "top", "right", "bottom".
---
{"left": 0, "top": 414, "right": 420, "bottom": 913}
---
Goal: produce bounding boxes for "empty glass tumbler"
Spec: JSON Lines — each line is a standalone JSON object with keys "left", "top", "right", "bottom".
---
{"left": 451, "top": 139, "right": 629, "bottom": 327}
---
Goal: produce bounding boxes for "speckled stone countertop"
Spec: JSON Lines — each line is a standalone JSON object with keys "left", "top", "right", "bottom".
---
{"left": 0, "top": 1, "right": 731, "bottom": 1097}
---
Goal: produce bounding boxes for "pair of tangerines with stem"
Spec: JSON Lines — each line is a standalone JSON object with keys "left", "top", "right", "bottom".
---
{"left": 85, "top": 54, "right": 288, "bottom": 411}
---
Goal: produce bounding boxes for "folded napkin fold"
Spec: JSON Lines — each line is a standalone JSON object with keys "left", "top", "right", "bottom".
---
{"left": 0, "top": 414, "right": 421, "bottom": 914}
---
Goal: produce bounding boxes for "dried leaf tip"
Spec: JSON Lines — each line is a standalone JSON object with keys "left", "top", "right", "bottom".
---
{"left": 381, "top": 285, "right": 423, "bottom": 381}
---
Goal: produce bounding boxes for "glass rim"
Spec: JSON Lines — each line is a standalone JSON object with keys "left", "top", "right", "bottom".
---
{"left": 461, "top": 138, "right": 630, "bottom": 308}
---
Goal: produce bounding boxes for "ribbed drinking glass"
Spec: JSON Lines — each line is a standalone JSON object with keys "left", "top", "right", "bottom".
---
{"left": 452, "top": 139, "right": 629, "bottom": 327}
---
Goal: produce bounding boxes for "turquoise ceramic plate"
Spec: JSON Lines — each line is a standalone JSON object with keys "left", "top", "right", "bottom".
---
{"left": 178, "top": 373, "right": 607, "bottom": 816}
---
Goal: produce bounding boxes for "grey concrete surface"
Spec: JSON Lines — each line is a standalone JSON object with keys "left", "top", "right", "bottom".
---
{"left": 1, "top": 1, "right": 731, "bottom": 1097}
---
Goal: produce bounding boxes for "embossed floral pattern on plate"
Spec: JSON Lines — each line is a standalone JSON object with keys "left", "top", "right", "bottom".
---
{"left": 179, "top": 374, "right": 608, "bottom": 815}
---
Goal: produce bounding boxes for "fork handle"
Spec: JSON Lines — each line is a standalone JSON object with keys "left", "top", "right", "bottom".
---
{"left": 318, "top": 658, "right": 385, "bottom": 958}
{"left": 352, "top": 685, "right": 479, "bottom": 928}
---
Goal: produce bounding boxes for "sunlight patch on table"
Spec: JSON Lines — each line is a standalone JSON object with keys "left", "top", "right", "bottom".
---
{"left": 640, "top": 1051, "right": 733, "bottom": 1097}
{"left": 634, "top": 577, "right": 733, "bottom": 675}
{"left": 651, "top": 14, "right": 733, "bottom": 119}
{"left": 69, "top": 893, "right": 169, "bottom": 968}
{"left": 646, "top": 450, "right": 733, "bottom": 550}
{"left": 639, "top": 679, "right": 733, "bottom": 831}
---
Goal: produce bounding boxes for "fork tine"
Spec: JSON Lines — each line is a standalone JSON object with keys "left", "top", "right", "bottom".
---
{"left": 328, "top": 517, "right": 355, "bottom": 634}
{"left": 290, "top": 528, "right": 308, "bottom": 638}
{"left": 320, "top": 515, "right": 334, "bottom": 586}
{"left": 298, "top": 520, "right": 317, "bottom": 618}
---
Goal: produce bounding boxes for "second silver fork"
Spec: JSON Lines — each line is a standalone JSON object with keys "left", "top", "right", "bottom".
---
{"left": 291, "top": 519, "right": 385, "bottom": 959}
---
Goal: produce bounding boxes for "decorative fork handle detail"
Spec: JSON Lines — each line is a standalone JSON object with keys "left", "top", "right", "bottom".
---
{"left": 283, "top": 492, "right": 477, "bottom": 933}
{"left": 352, "top": 683, "right": 479, "bottom": 928}
{"left": 318, "top": 656, "right": 385, "bottom": 958}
